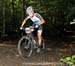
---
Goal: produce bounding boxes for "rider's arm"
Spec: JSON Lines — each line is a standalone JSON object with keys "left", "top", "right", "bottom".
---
{"left": 21, "top": 16, "right": 30, "bottom": 27}
{"left": 35, "top": 13, "right": 46, "bottom": 25}
{"left": 39, "top": 18, "right": 45, "bottom": 25}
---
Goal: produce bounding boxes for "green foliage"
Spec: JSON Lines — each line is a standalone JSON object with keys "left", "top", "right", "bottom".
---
{"left": 0, "top": 0, "right": 75, "bottom": 37}
{"left": 60, "top": 55, "right": 75, "bottom": 66}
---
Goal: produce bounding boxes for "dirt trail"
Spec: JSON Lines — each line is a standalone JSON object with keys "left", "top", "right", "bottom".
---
{"left": 0, "top": 40, "right": 72, "bottom": 66}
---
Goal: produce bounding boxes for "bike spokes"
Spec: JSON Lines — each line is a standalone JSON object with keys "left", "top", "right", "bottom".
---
{"left": 18, "top": 36, "right": 33, "bottom": 59}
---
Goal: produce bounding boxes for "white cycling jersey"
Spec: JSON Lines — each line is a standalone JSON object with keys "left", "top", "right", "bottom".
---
{"left": 26, "top": 13, "right": 43, "bottom": 25}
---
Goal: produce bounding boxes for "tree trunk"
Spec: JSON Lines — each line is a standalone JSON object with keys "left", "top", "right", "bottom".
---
{"left": 3, "top": 1, "right": 5, "bottom": 34}
{"left": 21, "top": 0, "right": 27, "bottom": 20}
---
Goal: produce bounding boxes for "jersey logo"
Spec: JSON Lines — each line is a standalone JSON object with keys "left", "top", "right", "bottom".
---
{"left": 34, "top": 20, "right": 39, "bottom": 24}
{"left": 31, "top": 16, "right": 40, "bottom": 25}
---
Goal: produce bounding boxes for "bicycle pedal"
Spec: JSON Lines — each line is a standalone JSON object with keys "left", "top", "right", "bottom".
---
{"left": 34, "top": 44, "right": 38, "bottom": 49}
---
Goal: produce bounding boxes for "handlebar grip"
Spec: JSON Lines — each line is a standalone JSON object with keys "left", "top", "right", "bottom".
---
{"left": 20, "top": 26, "right": 23, "bottom": 30}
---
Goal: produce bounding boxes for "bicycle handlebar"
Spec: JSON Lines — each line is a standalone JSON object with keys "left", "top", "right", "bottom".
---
{"left": 20, "top": 24, "right": 39, "bottom": 30}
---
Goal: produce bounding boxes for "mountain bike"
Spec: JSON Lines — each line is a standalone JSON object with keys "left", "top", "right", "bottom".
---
{"left": 18, "top": 25, "right": 45, "bottom": 59}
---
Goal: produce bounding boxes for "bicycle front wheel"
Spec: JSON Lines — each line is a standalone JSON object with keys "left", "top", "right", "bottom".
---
{"left": 18, "top": 36, "right": 33, "bottom": 59}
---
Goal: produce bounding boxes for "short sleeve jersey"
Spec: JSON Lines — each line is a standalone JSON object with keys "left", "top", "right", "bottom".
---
{"left": 26, "top": 13, "right": 43, "bottom": 25}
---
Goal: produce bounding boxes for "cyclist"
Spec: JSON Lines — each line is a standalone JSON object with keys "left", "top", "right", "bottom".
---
{"left": 20, "top": 6, "right": 45, "bottom": 53}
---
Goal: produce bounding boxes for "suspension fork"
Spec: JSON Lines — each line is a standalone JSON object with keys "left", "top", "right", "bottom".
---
{"left": 24, "top": 34, "right": 32, "bottom": 48}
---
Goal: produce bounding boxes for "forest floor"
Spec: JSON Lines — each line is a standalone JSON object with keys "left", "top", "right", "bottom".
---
{"left": 0, "top": 38, "right": 74, "bottom": 66}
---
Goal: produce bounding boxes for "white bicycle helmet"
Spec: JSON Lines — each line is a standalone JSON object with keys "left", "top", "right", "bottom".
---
{"left": 26, "top": 6, "right": 34, "bottom": 15}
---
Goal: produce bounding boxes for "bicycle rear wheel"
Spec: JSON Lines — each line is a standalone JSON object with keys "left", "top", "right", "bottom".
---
{"left": 18, "top": 36, "right": 33, "bottom": 59}
{"left": 42, "top": 38, "right": 45, "bottom": 50}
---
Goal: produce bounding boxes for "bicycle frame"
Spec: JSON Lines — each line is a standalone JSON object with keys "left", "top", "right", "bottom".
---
{"left": 18, "top": 25, "right": 45, "bottom": 58}
{"left": 24, "top": 26, "right": 38, "bottom": 49}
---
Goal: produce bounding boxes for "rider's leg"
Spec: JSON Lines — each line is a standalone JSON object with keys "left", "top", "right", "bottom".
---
{"left": 37, "top": 31, "right": 42, "bottom": 53}
{"left": 37, "top": 25, "right": 43, "bottom": 47}
{"left": 38, "top": 31, "right": 42, "bottom": 46}
{"left": 37, "top": 26, "right": 43, "bottom": 53}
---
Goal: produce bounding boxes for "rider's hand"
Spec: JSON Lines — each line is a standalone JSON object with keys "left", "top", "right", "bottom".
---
{"left": 20, "top": 26, "right": 23, "bottom": 30}
{"left": 35, "top": 24, "right": 39, "bottom": 28}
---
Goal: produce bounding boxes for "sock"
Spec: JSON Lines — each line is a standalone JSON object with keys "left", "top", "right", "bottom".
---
{"left": 38, "top": 44, "right": 42, "bottom": 48}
